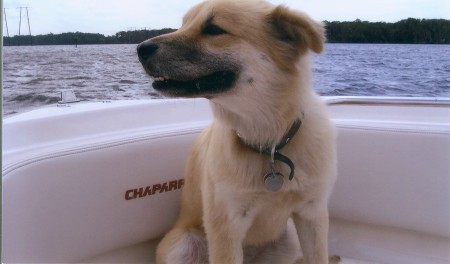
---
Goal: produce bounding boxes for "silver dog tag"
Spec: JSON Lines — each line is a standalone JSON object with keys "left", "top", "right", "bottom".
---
{"left": 264, "top": 147, "right": 284, "bottom": 192}
{"left": 263, "top": 170, "right": 284, "bottom": 192}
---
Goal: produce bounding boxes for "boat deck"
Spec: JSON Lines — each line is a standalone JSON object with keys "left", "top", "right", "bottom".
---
{"left": 85, "top": 238, "right": 377, "bottom": 264}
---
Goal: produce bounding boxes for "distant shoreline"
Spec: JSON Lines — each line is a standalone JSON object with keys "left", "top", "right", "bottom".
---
{"left": 3, "top": 28, "right": 177, "bottom": 47}
{"left": 3, "top": 18, "right": 450, "bottom": 46}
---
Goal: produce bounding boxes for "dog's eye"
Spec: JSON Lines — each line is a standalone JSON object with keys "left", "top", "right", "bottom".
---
{"left": 202, "top": 24, "right": 227, "bottom": 36}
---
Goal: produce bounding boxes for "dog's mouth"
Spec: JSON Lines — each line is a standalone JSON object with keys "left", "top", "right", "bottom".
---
{"left": 150, "top": 70, "right": 238, "bottom": 98}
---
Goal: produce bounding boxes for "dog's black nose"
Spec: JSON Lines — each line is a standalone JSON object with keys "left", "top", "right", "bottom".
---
{"left": 137, "top": 41, "right": 159, "bottom": 61}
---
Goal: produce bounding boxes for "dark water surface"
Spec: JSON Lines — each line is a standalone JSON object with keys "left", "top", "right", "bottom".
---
{"left": 3, "top": 44, "right": 450, "bottom": 116}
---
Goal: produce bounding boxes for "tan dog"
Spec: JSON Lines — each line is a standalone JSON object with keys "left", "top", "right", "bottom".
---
{"left": 137, "top": 0, "right": 337, "bottom": 263}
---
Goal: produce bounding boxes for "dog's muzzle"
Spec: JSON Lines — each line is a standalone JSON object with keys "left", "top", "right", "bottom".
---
{"left": 137, "top": 39, "right": 240, "bottom": 98}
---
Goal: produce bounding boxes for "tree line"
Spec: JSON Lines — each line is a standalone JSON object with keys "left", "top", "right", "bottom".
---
{"left": 3, "top": 28, "right": 176, "bottom": 46}
{"left": 3, "top": 18, "right": 449, "bottom": 46}
{"left": 325, "top": 18, "right": 450, "bottom": 44}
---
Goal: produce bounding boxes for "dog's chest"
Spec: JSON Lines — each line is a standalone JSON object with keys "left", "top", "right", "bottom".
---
{"left": 237, "top": 192, "right": 302, "bottom": 244}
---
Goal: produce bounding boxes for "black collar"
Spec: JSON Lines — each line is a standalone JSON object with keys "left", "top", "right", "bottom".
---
{"left": 245, "top": 118, "right": 302, "bottom": 155}
{"left": 237, "top": 118, "right": 302, "bottom": 181}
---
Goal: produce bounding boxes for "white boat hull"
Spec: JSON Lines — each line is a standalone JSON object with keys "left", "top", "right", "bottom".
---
{"left": 2, "top": 97, "right": 450, "bottom": 263}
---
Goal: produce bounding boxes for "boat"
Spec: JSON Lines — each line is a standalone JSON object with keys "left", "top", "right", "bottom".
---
{"left": 2, "top": 96, "right": 450, "bottom": 263}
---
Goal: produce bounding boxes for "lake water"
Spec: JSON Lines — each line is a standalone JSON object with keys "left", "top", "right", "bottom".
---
{"left": 3, "top": 43, "right": 450, "bottom": 116}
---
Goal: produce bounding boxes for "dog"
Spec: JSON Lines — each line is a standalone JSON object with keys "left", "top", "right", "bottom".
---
{"left": 137, "top": 0, "right": 337, "bottom": 263}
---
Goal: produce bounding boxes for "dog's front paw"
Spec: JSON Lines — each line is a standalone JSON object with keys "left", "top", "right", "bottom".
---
{"left": 295, "top": 255, "right": 341, "bottom": 264}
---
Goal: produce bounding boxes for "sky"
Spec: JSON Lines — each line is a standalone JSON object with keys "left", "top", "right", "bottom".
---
{"left": 3, "top": 0, "right": 450, "bottom": 36}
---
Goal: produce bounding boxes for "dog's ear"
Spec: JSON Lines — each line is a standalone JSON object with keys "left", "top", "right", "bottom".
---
{"left": 269, "top": 5, "right": 325, "bottom": 54}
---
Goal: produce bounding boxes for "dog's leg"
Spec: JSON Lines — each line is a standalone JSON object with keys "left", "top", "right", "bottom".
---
{"left": 156, "top": 227, "right": 208, "bottom": 264}
{"left": 245, "top": 219, "right": 301, "bottom": 264}
{"left": 295, "top": 255, "right": 341, "bottom": 264}
{"left": 203, "top": 209, "right": 250, "bottom": 263}
{"left": 202, "top": 189, "right": 254, "bottom": 264}
{"left": 292, "top": 207, "right": 329, "bottom": 264}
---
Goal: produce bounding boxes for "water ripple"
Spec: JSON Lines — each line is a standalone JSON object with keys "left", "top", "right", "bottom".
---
{"left": 3, "top": 43, "right": 450, "bottom": 116}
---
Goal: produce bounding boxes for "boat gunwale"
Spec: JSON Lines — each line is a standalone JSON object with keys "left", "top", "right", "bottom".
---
{"left": 324, "top": 96, "right": 450, "bottom": 106}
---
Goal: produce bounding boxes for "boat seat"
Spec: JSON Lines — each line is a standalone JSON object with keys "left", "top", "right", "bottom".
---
{"left": 2, "top": 98, "right": 449, "bottom": 263}
{"left": 327, "top": 100, "right": 450, "bottom": 263}
{"left": 2, "top": 100, "right": 211, "bottom": 263}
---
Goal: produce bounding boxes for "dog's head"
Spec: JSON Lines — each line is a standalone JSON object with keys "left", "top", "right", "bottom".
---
{"left": 137, "top": 0, "right": 325, "bottom": 99}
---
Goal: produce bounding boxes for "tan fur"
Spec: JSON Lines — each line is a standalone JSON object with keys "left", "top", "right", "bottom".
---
{"left": 139, "top": 0, "right": 337, "bottom": 263}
